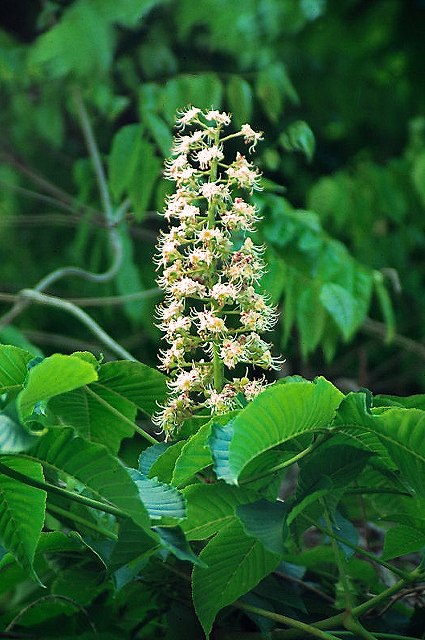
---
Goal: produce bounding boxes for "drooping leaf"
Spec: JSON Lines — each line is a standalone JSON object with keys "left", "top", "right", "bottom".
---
{"left": 154, "top": 526, "right": 204, "bottom": 566}
{"left": 0, "top": 456, "right": 46, "bottom": 581}
{"left": 18, "top": 427, "right": 150, "bottom": 529}
{"left": 17, "top": 354, "right": 98, "bottom": 422}
{"left": 236, "top": 499, "right": 289, "bottom": 555}
{"left": 371, "top": 407, "right": 425, "bottom": 497}
{"left": 192, "top": 519, "right": 281, "bottom": 637}
{"left": 319, "top": 284, "right": 358, "bottom": 341}
{"left": 139, "top": 442, "right": 172, "bottom": 476}
{"left": 149, "top": 440, "right": 185, "bottom": 483}
{"left": 0, "top": 414, "right": 40, "bottom": 453}
{"left": 108, "top": 123, "right": 144, "bottom": 201}
{"left": 227, "top": 378, "right": 343, "bottom": 481}
{"left": 226, "top": 75, "right": 253, "bottom": 128}
{"left": 0, "top": 344, "right": 34, "bottom": 396}
{"left": 181, "top": 483, "right": 256, "bottom": 541}
{"left": 128, "top": 468, "right": 186, "bottom": 522}
{"left": 280, "top": 120, "right": 315, "bottom": 162}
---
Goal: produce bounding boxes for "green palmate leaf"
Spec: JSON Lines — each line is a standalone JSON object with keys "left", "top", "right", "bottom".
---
{"left": 227, "top": 378, "right": 343, "bottom": 481}
{"left": 127, "top": 468, "right": 186, "bottom": 522}
{"left": 49, "top": 383, "right": 135, "bottom": 454}
{"left": 0, "top": 456, "right": 46, "bottom": 580}
{"left": 297, "top": 285, "right": 326, "bottom": 357}
{"left": 372, "top": 407, "right": 425, "bottom": 497}
{"left": 144, "top": 111, "right": 173, "bottom": 156}
{"left": 93, "top": 360, "right": 167, "bottom": 417}
{"left": 18, "top": 427, "right": 150, "bottom": 529}
{"left": 0, "top": 414, "right": 39, "bottom": 453}
{"left": 17, "top": 353, "right": 98, "bottom": 422}
{"left": 236, "top": 499, "right": 289, "bottom": 555}
{"left": 0, "top": 344, "right": 34, "bottom": 396}
{"left": 192, "top": 518, "right": 281, "bottom": 637}
{"left": 382, "top": 525, "right": 425, "bottom": 560}
{"left": 181, "top": 483, "right": 256, "bottom": 541}
{"left": 332, "top": 393, "right": 396, "bottom": 470}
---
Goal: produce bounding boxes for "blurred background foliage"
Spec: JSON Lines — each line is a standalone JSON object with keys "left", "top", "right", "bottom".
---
{"left": 1, "top": 0, "right": 425, "bottom": 396}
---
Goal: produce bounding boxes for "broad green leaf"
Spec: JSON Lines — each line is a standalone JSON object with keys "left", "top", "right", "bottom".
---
{"left": 108, "top": 123, "right": 144, "bottom": 201}
{"left": 0, "top": 414, "right": 39, "bottom": 453}
{"left": 280, "top": 120, "right": 315, "bottom": 162}
{"left": 236, "top": 499, "right": 288, "bottom": 555}
{"left": 96, "top": 360, "right": 167, "bottom": 417}
{"left": 181, "top": 483, "right": 256, "bottom": 541}
{"left": 18, "top": 427, "right": 150, "bottom": 529}
{"left": 18, "top": 354, "right": 98, "bottom": 422}
{"left": 382, "top": 525, "right": 425, "bottom": 560}
{"left": 228, "top": 378, "right": 343, "bottom": 481}
{"left": 128, "top": 468, "right": 186, "bottom": 522}
{"left": 371, "top": 407, "right": 425, "bottom": 497}
{"left": 374, "top": 272, "right": 396, "bottom": 343}
{"left": 115, "top": 224, "right": 147, "bottom": 324}
{"left": 332, "top": 393, "right": 396, "bottom": 470}
{"left": 192, "top": 519, "right": 281, "bottom": 637}
{"left": 0, "top": 456, "right": 46, "bottom": 580}
{"left": 49, "top": 382, "right": 136, "bottom": 454}
{"left": 0, "top": 344, "right": 34, "bottom": 396}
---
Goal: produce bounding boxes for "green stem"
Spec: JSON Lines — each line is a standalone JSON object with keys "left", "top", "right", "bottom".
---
{"left": 307, "top": 516, "right": 410, "bottom": 580}
{"left": 321, "top": 501, "right": 353, "bottom": 613}
{"left": 20, "top": 289, "right": 136, "bottom": 361}
{"left": 46, "top": 502, "right": 118, "bottom": 540}
{"left": 239, "top": 436, "right": 328, "bottom": 485}
{"left": 0, "top": 460, "right": 126, "bottom": 519}
{"left": 213, "top": 342, "right": 225, "bottom": 392}
{"left": 234, "top": 601, "right": 342, "bottom": 640}
{"left": 72, "top": 88, "right": 114, "bottom": 224}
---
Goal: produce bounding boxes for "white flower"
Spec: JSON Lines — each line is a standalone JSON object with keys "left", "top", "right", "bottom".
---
{"left": 200, "top": 182, "right": 229, "bottom": 200}
{"left": 226, "top": 153, "right": 261, "bottom": 191}
{"left": 175, "top": 106, "right": 202, "bottom": 129}
{"left": 240, "top": 124, "right": 264, "bottom": 152}
{"left": 210, "top": 282, "right": 238, "bottom": 305}
{"left": 205, "top": 110, "right": 231, "bottom": 126}
{"left": 220, "top": 338, "right": 245, "bottom": 368}
{"left": 171, "top": 277, "right": 207, "bottom": 299}
{"left": 195, "top": 309, "right": 227, "bottom": 335}
{"left": 195, "top": 145, "right": 224, "bottom": 169}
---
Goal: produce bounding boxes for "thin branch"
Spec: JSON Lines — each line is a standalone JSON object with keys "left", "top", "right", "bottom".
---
{"left": 362, "top": 318, "right": 425, "bottom": 361}
{"left": 17, "top": 289, "right": 136, "bottom": 361}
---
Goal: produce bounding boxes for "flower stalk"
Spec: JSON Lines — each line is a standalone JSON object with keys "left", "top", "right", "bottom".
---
{"left": 154, "top": 107, "right": 282, "bottom": 435}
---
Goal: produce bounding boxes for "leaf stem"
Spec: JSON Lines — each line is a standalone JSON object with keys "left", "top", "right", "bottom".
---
{"left": 233, "top": 601, "right": 342, "bottom": 640}
{"left": 46, "top": 502, "right": 118, "bottom": 540}
{"left": 0, "top": 460, "right": 126, "bottom": 519}
{"left": 18, "top": 289, "right": 136, "bottom": 361}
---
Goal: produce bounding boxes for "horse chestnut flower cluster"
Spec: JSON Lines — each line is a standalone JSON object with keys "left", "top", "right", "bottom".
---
{"left": 153, "top": 107, "right": 281, "bottom": 435}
